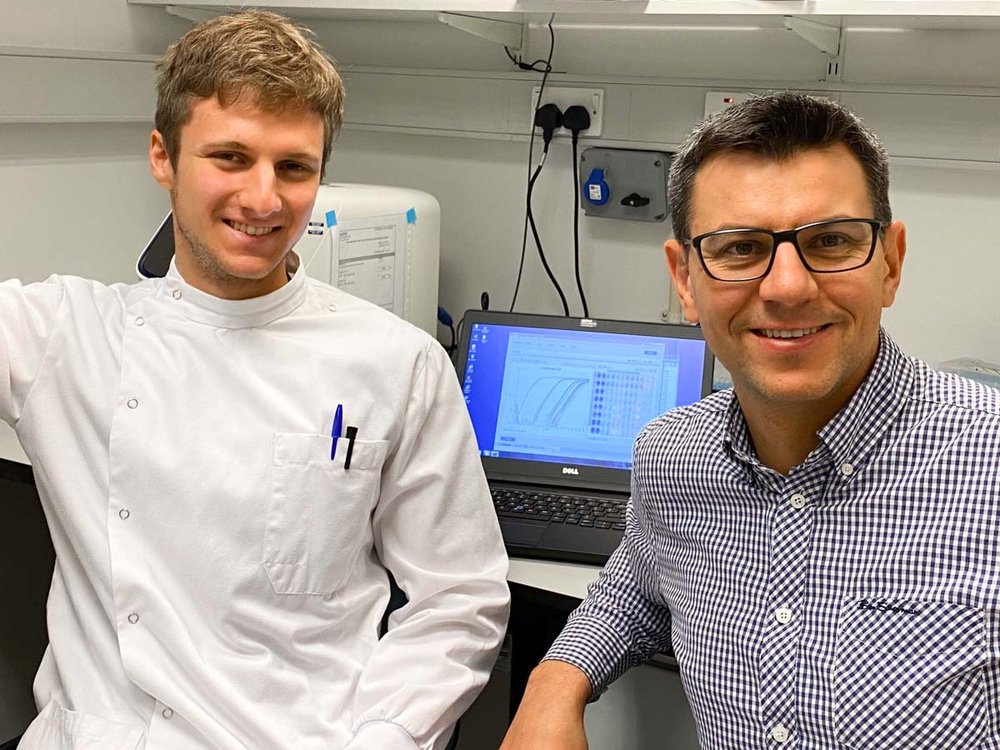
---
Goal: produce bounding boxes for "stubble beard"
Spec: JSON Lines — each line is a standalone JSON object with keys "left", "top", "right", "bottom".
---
{"left": 172, "top": 190, "right": 284, "bottom": 292}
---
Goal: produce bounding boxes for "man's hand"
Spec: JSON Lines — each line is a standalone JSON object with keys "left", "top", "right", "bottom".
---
{"left": 500, "top": 660, "right": 592, "bottom": 750}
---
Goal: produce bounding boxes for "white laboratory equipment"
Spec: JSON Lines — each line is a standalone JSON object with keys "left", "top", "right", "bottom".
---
{"left": 293, "top": 183, "right": 441, "bottom": 335}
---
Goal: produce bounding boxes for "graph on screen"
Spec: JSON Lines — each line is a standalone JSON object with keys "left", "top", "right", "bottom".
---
{"left": 493, "top": 331, "right": 679, "bottom": 461}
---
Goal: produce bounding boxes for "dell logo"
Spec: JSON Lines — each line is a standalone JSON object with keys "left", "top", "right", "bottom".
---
{"left": 562, "top": 467, "right": 579, "bottom": 475}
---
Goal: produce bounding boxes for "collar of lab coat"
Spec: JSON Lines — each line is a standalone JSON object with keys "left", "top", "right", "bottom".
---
{"left": 164, "top": 253, "right": 306, "bottom": 329}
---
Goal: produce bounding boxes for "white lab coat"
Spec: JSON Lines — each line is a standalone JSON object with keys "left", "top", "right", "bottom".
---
{"left": 0, "top": 261, "right": 510, "bottom": 750}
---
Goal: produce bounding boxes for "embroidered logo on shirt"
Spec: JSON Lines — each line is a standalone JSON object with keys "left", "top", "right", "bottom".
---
{"left": 857, "top": 598, "right": 922, "bottom": 615}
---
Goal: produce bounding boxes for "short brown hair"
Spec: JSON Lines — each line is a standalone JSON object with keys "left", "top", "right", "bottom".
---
{"left": 154, "top": 10, "right": 345, "bottom": 170}
{"left": 668, "top": 92, "right": 891, "bottom": 243}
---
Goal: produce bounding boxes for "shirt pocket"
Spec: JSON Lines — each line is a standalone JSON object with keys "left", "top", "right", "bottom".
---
{"left": 833, "top": 596, "right": 988, "bottom": 750}
{"left": 263, "top": 431, "right": 387, "bottom": 596}
{"left": 20, "top": 700, "right": 145, "bottom": 749}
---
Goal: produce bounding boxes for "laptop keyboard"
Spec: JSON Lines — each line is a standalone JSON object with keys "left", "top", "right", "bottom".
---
{"left": 491, "top": 488, "right": 627, "bottom": 531}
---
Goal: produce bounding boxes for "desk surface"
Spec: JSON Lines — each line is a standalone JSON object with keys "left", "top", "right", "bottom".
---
{"left": 508, "top": 557, "right": 600, "bottom": 600}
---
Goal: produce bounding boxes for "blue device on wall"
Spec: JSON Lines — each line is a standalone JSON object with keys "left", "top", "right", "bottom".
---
{"left": 583, "top": 168, "right": 611, "bottom": 206}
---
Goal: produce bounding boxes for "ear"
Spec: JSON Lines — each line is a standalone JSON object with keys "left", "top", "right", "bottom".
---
{"left": 880, "top": 220, "right": 906, "bottom": 308}
{"left": 665, "top": 238, "right": 699, "bottom": 324}
{"left": 149, "top": 130, "right": 175, "bottom": 191}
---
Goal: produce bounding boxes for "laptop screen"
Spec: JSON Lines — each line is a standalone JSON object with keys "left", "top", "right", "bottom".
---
{"left": 457, "top": 311, "right": 714, "bottom": 491}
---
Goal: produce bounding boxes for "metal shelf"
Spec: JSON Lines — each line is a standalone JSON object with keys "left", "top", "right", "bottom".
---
{"left": 126, "top": 0, "right": 1000, "bottom": 20}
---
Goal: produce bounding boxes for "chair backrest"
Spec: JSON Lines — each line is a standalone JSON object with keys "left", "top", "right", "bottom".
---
{"left": 0, "top": 462, "right": 52, "bottom": 743}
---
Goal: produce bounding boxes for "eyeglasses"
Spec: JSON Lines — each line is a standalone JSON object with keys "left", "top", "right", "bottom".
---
{"left": 686, "top": 218, "right": 884, "bottom": 282}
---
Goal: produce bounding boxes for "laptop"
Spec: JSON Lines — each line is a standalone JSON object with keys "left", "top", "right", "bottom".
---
{"left": 457, "top": 310, "right": 714, "bottom": 565}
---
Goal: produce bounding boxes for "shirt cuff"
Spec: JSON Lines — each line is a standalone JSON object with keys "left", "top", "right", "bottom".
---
{"left": 543, "top": 612, "right": 633, "bottom": 700}
{"left": 345, "top": 720, "right": 419, "bottom": 750}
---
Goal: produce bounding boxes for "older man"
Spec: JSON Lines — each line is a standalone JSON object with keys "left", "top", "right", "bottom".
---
{"left": 502, "top": 92, "right": 1000, "bottom": 750}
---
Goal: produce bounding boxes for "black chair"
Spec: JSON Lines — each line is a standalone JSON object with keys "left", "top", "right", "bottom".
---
{"left": 1, "top": 462, "right": 50, "bottom": 750}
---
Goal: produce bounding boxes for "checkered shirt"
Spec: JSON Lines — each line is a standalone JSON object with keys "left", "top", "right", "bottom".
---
{"left": 546, "top": 330, "right": 1000, "bottom": 749}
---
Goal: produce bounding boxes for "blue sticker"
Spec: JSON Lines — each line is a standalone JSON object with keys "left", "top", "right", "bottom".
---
{"left": 406, "top": 208, "right": 417, "bottom": 224}
{"left": 325, "top": 210, "right": 338, "bottom": 227}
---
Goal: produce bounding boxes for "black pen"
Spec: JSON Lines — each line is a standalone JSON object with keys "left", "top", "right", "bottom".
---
{"left": 343, "top": 426, "right": 358, "bottom": 470}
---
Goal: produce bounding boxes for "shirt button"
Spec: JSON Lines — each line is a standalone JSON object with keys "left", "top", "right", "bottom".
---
{"left": 127, "top": 612, "right": 140, "bottom": 624}
{"left": 127, "top": 398, "right": 139, "bottom": 409}
{"left": 775, "top": 607, "right": 793, "bottom": 624}
{"left": 135, "top": 316, "right": 145, "bottom": 327}
{"left": 327, "top": 303, "right": 337, "bottom": 312}
{"left": 119, "top": 509, "right": 130, "bottom": 520}
{"left": 171, "top": 289, "right": 182, "bottom": 300}
{"left": 162, "top": 708, "right": 174, "bottom": 720}
{"left": 771, "top": 725, "right": 790, "bottom": 743}
{"left": 789, "top": 493, "right": 807, "bottom": 509}
{"left": 840, "top": 462, "right": 855, "bottom": 476}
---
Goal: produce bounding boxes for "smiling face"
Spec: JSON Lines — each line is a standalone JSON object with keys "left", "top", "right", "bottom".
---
{"left": 149, "top": 95, "right": 324, "bottom": 300}
{"left": 665, "top": 143, "right": 906, "bottom": 427}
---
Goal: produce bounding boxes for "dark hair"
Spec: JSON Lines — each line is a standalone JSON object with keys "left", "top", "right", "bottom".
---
{"left": 668, "top": 91, "right": 891, "bottom": 242}
{"left": 154, "top": 10, "right": 345, "bottom": 171}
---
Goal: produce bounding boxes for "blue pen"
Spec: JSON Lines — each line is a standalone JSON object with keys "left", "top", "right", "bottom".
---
{"left": 330, "top": 404, "right": 343, "bottom": 460}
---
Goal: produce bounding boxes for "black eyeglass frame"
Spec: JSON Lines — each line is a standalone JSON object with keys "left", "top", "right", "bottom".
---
{"left": 685, "top": 218, "right": 885, "bottom": 283}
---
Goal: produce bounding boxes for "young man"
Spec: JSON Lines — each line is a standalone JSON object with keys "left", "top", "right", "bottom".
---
{"left": 502, "top": 92, "right": 1000, "bottom": 749}
{"left": 1, "top": 11, "right": 509, "bottom": 749}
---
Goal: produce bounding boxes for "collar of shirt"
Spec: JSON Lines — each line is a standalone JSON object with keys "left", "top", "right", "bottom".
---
{"left": 818, "top": 328, "right": 915, "bottom": 476}
{"left": 164, "top": 252, "right": 307, "bottom": 329}
{"left": 723, "top": 328, "right": 914, "bottom": 484}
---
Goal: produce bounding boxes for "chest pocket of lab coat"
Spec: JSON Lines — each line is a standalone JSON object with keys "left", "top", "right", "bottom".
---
{"left": 833, "top": 596, "right": 988, "bottom": 750}
{"left": 264, "top": 431, "right": 387, "bottom": 596}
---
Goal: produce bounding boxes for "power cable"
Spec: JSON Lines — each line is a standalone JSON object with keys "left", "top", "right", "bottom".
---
{"left": 527, "top": 144, "right": 570, "bottom": 315}
{"left": 508, "top": 16, "right": 556, "bottom": 313}
{"left": 563, "top": 105, "right": 592, "bottom": 318}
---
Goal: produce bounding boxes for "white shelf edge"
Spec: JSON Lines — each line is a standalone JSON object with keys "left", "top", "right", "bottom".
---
{"left": 124, "top": 0, "right": 1000, "bottom": 17}
{"left": 341, "top": 122, "right": 1000, "bottom": 172}
{"left": 0, "top": 115, "right": 153, "bottom": 125}
{"left": 340, "top": 63, "right": 1000, "bottom": 98}
{"left": 0, "top": 45, "right": 158, "bottom": 63}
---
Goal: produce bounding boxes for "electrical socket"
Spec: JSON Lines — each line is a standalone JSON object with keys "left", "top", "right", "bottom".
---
{"left": 530, "top": 86, "right": 604, "bottom": 138}
{"left": 704, "top": 91, "right": 751, "bottom": 119}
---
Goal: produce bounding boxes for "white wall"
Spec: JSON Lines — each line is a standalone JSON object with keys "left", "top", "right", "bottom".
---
{"left": 5, "top": 86, "right": 999, "bottom": 369}
{"left": 326, "top": 128, "right": 1000, "bottom": 367}
{"left": 329, "top": 130, "right": 678, "bottom": 323}
{"left": 883, "top": 163, "right": 1000, "bottom": 365}
{"left": 0, "top": 123, "right": 168, "bottom": 282}
{"left": 1, "top": 0, "right": 189, "bottom": 52}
